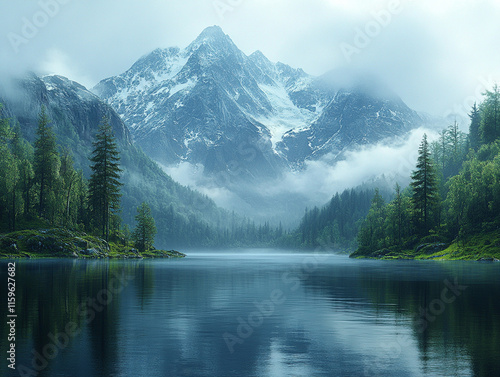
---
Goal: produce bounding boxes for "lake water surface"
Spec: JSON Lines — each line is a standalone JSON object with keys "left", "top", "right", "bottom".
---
{"left": 2, "top": 250, "right": 500, "bottom": 377}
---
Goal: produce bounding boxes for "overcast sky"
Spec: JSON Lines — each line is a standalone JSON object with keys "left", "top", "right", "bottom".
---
{"left": 1, "top": 0, "right": 499, "bottom": 119}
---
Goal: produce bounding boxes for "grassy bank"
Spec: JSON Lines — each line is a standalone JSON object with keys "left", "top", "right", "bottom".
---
{"left": 350, "top": 230, "right": 500, "bottom": 261}
{"left": 0, "top": 228, "right": 185, "bottom": 259}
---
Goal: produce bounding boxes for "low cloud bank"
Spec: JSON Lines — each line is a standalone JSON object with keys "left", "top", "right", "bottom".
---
{"left": 161, "top": 127, "right": 439, "bottom": 225}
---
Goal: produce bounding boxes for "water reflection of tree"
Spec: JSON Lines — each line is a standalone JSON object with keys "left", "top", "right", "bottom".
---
{"left": 303, "top": 264, "right": 500, "bottom": 377}
{"left": 132, "top": 261, "right": 155, "bottom": 309}
{"left": 87, "top": 262, "right": 119, "bottom": 377}
{"left": 3, "top": 260, "right": 138, "bottom": 375}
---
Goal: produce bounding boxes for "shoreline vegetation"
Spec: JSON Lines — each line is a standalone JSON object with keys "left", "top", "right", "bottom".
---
{"left": 349, "top": 230, "right": 500, "bottom": 261}
{"left": 0, "top": 228, "right": 185, "bottom": 259}
{"left": 349, "top": 87, "right": 500, "bottom": 262}
{"left": 2, "top": 85, "right": 500, "bottom": 261}
{"left": 1, "top": 107, "right": 179, "bottom": 258}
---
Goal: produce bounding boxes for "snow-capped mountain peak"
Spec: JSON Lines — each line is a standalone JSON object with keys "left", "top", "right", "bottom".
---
{"left": 93, "top": 26, "right": 423, "bottom": 180}
{"left": 188, "top": 26, "right": 230, "bottom": 46}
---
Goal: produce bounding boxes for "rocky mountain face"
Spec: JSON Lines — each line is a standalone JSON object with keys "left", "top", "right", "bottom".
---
{"left": 1, "top": 73, "right": 132, "bottom": 171}
{"left": 0, "top": 73, "right": 226, "bottom": 248}
{"left": 277, "top": 85, "right": 423, "bottom": 165}
{"left": 93, "top": 26, "right": 423, "bottom": 182}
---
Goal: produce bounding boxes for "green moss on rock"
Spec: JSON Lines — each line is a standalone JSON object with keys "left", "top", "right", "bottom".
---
{"left": 0, "top": 228, "right": 185, "bottom": 259}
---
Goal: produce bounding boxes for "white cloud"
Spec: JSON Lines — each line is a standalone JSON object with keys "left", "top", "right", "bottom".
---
{"left": 266, "top": 127, "right": 439, "bottom": 203}
{"left": 160, "top": 128, "right": 439, "bottom": 222}
{"left": 161, "top": 162, "right": 256, "bottom": 213}
{"left": 39, "top": 48, "right": 93, "bottom": 88}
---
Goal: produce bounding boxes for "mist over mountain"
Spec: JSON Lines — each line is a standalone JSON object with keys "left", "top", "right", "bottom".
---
{"left": 89, "top": 26, "right": 431, "bottom": 222}
{"left": 0, "top": 26, "right": 434, "bottom": 233}
{"left": 90, "top": 26, "right": 429, "bottom": 223}
{"left": 94, "top": 26, "right": 423, "bottom": 170}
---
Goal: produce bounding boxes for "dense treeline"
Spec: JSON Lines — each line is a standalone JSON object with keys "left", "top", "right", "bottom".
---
{"left": 5, "top": 85, "right": 498, "bottom": 252}
{"left": 0, "top": 106, "right": 160, "bottom": 250}
{"left": 356, "top": 85, "right": 500, "bottom": 255}
{"left": 288, "top": 189, "right": 374, "bottom": 249}
{"left": 0, "top": 105, "right": 290, "bottom": 249}
{"left": 0, "top": 105, "right": 89, "bottom": 233}
{"left": 215, "top": 216, "right": 287, "bottom": 247}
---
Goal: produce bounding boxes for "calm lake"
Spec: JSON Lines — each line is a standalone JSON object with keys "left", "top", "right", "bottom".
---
{"left": 2, "top": 251, "right": 500, "bottom": 377}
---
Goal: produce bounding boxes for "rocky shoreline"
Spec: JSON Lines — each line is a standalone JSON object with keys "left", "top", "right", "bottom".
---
{"left": 0, "top": 228, "right": 185, "bottom": 259}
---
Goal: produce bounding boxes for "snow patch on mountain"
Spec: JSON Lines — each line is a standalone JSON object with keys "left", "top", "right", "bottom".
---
{"left": 94, "top": 26, "right": 423, "bottom": 180}
{"left": 154, "top": 55, "right": 189, "bottom": 82}
{"left": 252, "top": 82, "right": 320, "bottom": 147}
{"left": 169, "top": 78, "right": 197, "bottom": 98}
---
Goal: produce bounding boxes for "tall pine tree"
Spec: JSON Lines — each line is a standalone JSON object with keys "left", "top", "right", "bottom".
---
{"left": 33, "top": 106, "right": 60, "bottom": 218}
{"left": 480, "top": 84, "right": 500, "bottom": 144}
{"left": 12, "top": 123, "right": 34, "bottom": 218}
{"left": 88, "top": 117, "right": 122, "bottom": 241}
{"left": 59, "top": 150, "right": 82, "bottom": 227}
{"left": 411, "top": 134, "right": 439, "bottom": 235}
{"left": 469, "top": 102, "right": 481, "bottom": 150}
{"left": 0, "top": 110, "right": 19, "bottom": 231}
{"left": 357, "top": 188, "right": 386, "bottom": 252}
{"left": 0, "top": 104, "right": 13, "bottom": 143}
{"left": 393, "top": 183, "right": 403, "bottom": 246}
{"left": 132, "top": 202, "right": 157, "bottom": 253}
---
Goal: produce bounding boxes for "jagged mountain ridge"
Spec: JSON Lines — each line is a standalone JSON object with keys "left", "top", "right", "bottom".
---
{"left": 278, "top": 86, "right": 422, "bottom": 164}
{"left": 93, "top": 26, "right": 423, "bottom": 180}
{"left": 0, "top": 73, "right": 228, "bottom": 248}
